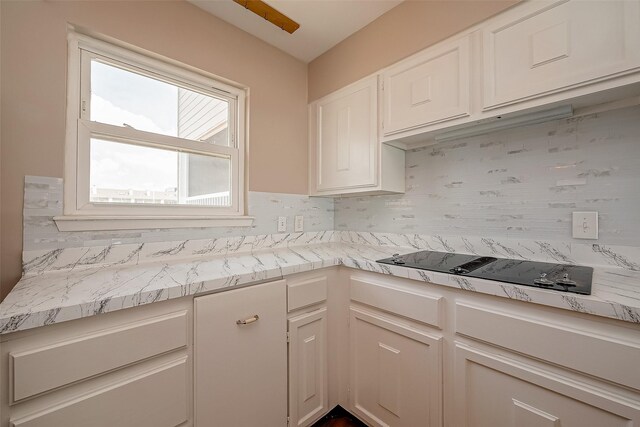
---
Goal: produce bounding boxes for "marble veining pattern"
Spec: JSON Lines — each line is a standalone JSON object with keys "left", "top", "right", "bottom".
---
{"left": 335, "top": 231, "right": 640, "bottom": 271}
{"left": 2, "top": 242, "right": 640, "bottom": 334}
{"left": 23, "top": 231, "right": 336, "bottom": 275}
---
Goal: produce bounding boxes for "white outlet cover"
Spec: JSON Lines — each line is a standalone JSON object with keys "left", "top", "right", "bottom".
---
{"left": 572, "top": 212, "right": 598, "bottom": 239}
{"left": 294, "top": 215, "right": 304, "bottom": 232}
{"left": 277, "top": 216, "right": 287, "bottom": 232}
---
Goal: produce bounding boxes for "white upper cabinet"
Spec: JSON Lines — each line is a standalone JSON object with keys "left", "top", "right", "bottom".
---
{"left": 381, "top": 35, "right": 471, "bottom": 139}
{"left": 309, "top": 76, "right": 405, "bottom": 196}
{"left": 482, "top": 0, "right": 640, "bottom": 110}
{"left": 316, "top": 77, "right": 377, "bottom": 191}
{"left": 310, "top": 0, "right": 640, "bottom": 170}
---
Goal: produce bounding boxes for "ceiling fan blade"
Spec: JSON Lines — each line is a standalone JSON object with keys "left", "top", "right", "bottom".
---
{"left": 232, "top": 0, "right": 300, "bottom": 34}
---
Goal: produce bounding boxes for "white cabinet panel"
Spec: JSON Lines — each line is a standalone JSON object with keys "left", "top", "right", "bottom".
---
{"left": 316, "top": 77, "right": 378, "bottom": 192}
{"left": 382, "top": 35, "right": 471, "bottom": 136}
{"left": 349, "top": 276, "right": 443, "bottom": 328}
{"left": 456, "top": 302, "right": 640, "bottom": 391}
{"left": 310, "top": 76, "right": 405, "bottom": 196}
{"left": 453, "top": 343, "right": 640, "bottom": 427}
{"left": 10, "top": 357, "right": 189, "bottom": 427}
{"left": 288, "top": 308, "right": 328, "bottom": 427}
{"left": 483, "top": 0, "right": 640, "bottom": 110}
{"left": 11, "top": 310, "right": 188, "bottom": 402}
{"left": 349, "top": 307, "right": 442, "bottom": 427}
{"left": 287, "top": 275, "right": 328, "bottom": 312}
{"left": 194, "top": 280, "right": 287, "bottom": 427}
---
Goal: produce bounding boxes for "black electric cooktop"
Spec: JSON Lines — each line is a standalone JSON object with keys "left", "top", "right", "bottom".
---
{"left": 377, "top": 250, "right": 593, "bottom": 295}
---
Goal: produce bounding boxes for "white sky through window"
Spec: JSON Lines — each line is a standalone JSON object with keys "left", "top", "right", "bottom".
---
{"left": 90, "top": 61, "right": 179, "bottom": 192}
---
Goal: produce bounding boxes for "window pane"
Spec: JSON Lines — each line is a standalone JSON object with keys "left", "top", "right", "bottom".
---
{"left": 90, "top": 138, "right": 231, "bottom": 207}
{"left": 90, "top": 59, "right": 231, "bottom": 146}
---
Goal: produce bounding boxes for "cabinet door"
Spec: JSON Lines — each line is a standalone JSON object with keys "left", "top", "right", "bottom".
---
{"left": 453, "top": 343, "right": 640, "bottom": 427}
{"left": 483, "top": 0, "right": 640, "bottom": 110}
{"left": 288, "top": 308, "right": 328, "bottom": 427}
{"left": 194, "top": 280, "right": 287, "bottom": 427}
{"left": 316, "top": 76, "right": 377, "bottom": 192}
{"left": 382, "top": 35, "right": 470, "bottom": 136}
{"left": 349, "top": 307, "right": 442, "bottom": 427}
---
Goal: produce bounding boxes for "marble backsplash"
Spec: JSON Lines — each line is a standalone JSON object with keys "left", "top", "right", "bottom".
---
{"left": 23, "top": 176, "right": 334, "bottom": 252}
{"left": 335, "top": 106, "right": 640, "bottom": 247}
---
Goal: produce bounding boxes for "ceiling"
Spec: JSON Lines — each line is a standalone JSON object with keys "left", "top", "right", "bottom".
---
{"left": 189, "top": 0, "right": 404, "bottom": 63}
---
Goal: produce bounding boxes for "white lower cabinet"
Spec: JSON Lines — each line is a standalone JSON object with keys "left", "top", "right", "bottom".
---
{"left": 453, "top": 343, "right": 640, "bottom": 427}
{"left": 1, "top": 298, "right": 193, "bottom": 427}
{"left": 4, "top": 268, "right": 640, "bottom": 427}
{"left": 348, "top": 306, "right": 442, "bottom": 427}
{"left": 288, "top": 308, "right": 328, "bottom": 427}
{"left": 194, "top": 280, "right": 287, "bottom": 427}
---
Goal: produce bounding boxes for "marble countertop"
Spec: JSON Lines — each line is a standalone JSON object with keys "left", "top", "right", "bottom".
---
{"left": 1, "top": 242, "right": 639, "bottom": 334}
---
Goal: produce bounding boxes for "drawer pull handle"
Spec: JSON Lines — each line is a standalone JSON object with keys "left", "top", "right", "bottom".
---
{"left": 236, "top": 315, "right": 259, "bottom": 325}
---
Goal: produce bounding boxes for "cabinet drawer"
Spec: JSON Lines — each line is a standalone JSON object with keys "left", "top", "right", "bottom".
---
{"left": 10, "top": 357, "right": 188, "bottom": 427}
{"left": 11, "top": 310, "right": 188, "bottom": 402}
{"left": 288, "top": 275, "right": 328, "bottom": 312}
{"left": 350, "top": 276, "right": 442, "bottom": 328}
{"left": 456, "top": 303, "right": 640, "bottom": 390}
{"left": 482, "top": 0, "right": 640, "bottom": 109}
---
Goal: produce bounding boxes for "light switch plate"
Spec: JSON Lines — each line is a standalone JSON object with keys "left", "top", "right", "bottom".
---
{"left": 294, "top": 215, "right": 304, "bottom": 232}
{"left": 572, "top": 212, "right": 598, "bottom": 239}
{"left": 277, "top": 216, "right": 287, "bottom": 232}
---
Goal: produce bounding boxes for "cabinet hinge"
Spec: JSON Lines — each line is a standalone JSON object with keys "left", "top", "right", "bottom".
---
{"left": 287, "top": 416, "right": 290, "bottom": 426}
{"left": 286, "top": 331, "right": 290, "bottom": 343}
{"left": 381, "top": 81, "right": 384, "bottom": 91}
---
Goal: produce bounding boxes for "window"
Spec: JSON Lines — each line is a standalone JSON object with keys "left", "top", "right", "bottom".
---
{"left": 57, "top": 31, "right": 250, "bottom": 231}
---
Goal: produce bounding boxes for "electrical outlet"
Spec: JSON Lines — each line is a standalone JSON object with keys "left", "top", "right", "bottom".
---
{"left": 572, "top": 212, "right": 598, "bottom": 239}
{"left": 294, "top": 215, "right": 304, "bottom": 232}
{"left": 277, "top": 216, "right": 287, "bottom": 232}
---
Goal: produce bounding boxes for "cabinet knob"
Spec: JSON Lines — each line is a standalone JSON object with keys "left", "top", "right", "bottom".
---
{"left": 236, "top": 314, "right": 260, "bottom": 325}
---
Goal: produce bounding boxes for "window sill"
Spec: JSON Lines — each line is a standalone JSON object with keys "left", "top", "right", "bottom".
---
{"left": 53, "top": 215, "right": 255, "bottom": 232}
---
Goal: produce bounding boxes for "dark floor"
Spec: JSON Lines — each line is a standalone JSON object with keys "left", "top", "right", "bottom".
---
{"left": 311, "top": 406, "right": 368, "bottom": 427}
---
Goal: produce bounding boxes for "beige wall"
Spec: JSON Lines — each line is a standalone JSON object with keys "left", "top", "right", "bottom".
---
{"left": 0, "top": 1, "right": 308, "bottom": 299}
{"left": 308, "top": 0, "right": 518, "bottom": 102}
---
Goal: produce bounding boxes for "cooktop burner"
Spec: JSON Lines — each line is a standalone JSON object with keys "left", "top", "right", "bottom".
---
{"left": 377, "top": 250, "right": 593, "bottom": 295}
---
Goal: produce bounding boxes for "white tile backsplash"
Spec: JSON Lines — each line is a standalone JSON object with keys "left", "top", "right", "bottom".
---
{"left": 22, "top": 176, "right": 334, "bottom": 252}
{"left": 335, "top": 106, "right": 640, "bottom": 247}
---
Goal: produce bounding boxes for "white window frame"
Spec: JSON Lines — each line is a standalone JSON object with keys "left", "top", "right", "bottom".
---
{"left": 55, "top": 31, "right": 252, "bottom": 231}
